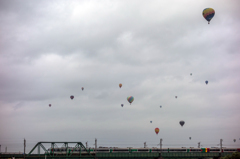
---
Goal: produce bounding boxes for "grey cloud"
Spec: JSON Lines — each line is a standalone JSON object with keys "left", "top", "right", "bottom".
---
{"left": 1, "top": 0, "right": 240, "bottom": 152}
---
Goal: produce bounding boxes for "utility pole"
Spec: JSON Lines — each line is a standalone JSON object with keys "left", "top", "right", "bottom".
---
{"left": 5, "top": 147, "right": 7, "bottom": 153}
{"left": 160, "top": 139, "right": 163, "bottom": 152}
{"left": 95, "top": 138, "right": 97, "bottom": 151}
{"left": 198, "top": 142, "right": 200, "bottom": 148}
{"left": 0, "top": 144, "right": 1, "bottom": 153}
{"left": 86, "top": 142, "right": 88, "bottom": 149}
{"left": 24, "top": 138, "right": 26, "bottom": 159}
{"left": 220, "top": 139, "right": 223, "bottom": 153}
{"left": 144, "top": 142, "right": 147, "bottom": 148}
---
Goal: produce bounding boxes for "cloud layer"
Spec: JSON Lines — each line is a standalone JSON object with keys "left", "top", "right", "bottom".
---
{"left": 0, "top": 0, "right": 240, "bottom": 152}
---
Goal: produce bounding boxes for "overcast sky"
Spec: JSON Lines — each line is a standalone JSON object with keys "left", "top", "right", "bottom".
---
{"left": 0, "top": 0, "right": 240, "bottom": 153}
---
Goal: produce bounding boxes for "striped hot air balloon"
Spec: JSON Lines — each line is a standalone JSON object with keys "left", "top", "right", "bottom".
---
{"left": 127, "top": 96, "right": 134, "bottom": 104}
{"left": 203, "top": 8, "right": 215, "bottom": 24}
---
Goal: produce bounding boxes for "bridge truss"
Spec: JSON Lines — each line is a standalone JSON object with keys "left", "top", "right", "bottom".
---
{"left": 28, "top": 141, "right": 93, "bottom": 158}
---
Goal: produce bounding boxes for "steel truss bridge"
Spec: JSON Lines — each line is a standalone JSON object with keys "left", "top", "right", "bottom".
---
{"left": 0, "top": 141, "right": 235, "bottom": 159}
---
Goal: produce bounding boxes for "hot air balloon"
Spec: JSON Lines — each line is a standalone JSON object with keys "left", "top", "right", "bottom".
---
{"left": 203, "top": 8, "right": 215, "bottom": 24}
{"left": 179, "top": 120, "right": 185, "bottom": 127}
{"left": 70, "top": 95, "right": 74, "bottom": 100}
{"left": 150, "top": 121, "right": 152, "bottom": 123}
{"left": 175, "top": 96, "right": 177, "bottom": 98}
{"left": 190, "top": 73, "right": 192, "bottom": 76}
{"left": 82, "top": 87, "right": 84, "bottom": 91}
{"left": 49, "top": 104, "right": 51, "bottom": 107}
{"left": 127, "top": 96, "right": 134, "bottom": 104}
{"left": 234, "top": 139, "right": 236, "bottom": 142}
{"left": 155, "top": 128, "right": 159, "bottom": 135}
{"left": 160, "top": 105, "right": 162, "bottom": 108}
{"left": 189, "top": 137, "right": 191, "bottom": 140}
{"left": 205, "top": 80, "right": 208, "bottom": 85}
{"left": 121, "top": 104, "right": 124, "bottom": 107}
{"left": 119, "top": 83, "right": 122, "bottom": 88}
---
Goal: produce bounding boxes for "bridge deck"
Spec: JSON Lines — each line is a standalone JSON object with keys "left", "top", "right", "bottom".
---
{"left": 0, "top": 152, "right": 234, "bottom": 159}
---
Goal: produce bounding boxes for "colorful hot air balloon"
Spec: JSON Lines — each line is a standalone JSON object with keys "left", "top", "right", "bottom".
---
{"left": 82, "top": 87, "right": 84, "bottom": 91}
{"left": 234, "top": 139, "right": 236, "bottom": 142}
{"left": 205, "top": 80, "right": 208, "bottom": 85}
{"left": 155, "top": 128, "right": 159, "bottom": 135}
{"left": 189, "top": 137, "right": 191, "bottom": 140}
{"left": 70, "top": 95, "right": 74, "bottom": 100}
{"left": 175, "top": 96, "right": 177, "bottom": 98}
{"left": 119, "top": 83, "right": 122, "bottom": 88}
{"left": 150, "top": 121, "right": 152, "bottom": 123}
{"left": 121, "top": 104, "right": 124, "bottom": 107}
{"left": 179, "top": 120, "right": 185, "bottom": 127}
{"left": 127, "top": 96, "right": 134, "bottom": 104}
{"left": 49, "top": 104, "right": 51, "bottom": 107}
{"left": 203, "top": 8, "right": 215, "bottom": 24}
